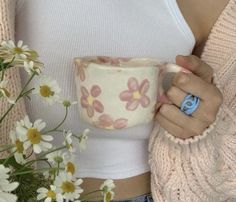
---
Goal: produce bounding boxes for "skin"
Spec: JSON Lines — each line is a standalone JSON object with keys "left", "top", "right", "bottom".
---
{"left": 81, "top": 0, "right": 230, "bottom": 200}
{"left": 155, "top": 0, "right": 229, "bottom": 139}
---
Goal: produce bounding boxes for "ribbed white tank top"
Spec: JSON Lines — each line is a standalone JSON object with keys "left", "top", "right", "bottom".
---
{"left": 15, "top": 0, "right": 195, "bottom": 179}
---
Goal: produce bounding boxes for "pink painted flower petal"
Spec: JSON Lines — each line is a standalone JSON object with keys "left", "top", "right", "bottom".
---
{"left": 99, "top": 114, "right": 113, "bottom": 127}
{"left": 81, "top": 86, "right": 89, "bottom": 97}
{"left": 79, "top": 68, "right": 85, "bottom": 81}
{"left": 87, "top": 106, "right": 94, "bottom": 117}
{"left": 81, "top": 97, "right": 89, "bottom": 108}
{"left": 126, "top": 99, "right": 139, "bottom": 111}
{"left": 127, "top": 77, "right": 139, "bottom": 91}
{"left": 119, "top": 90, "right": 133, "bottom": 101}
{"left": 139, "top": 79, "right": 150, "bottom": 95}
{"left": 97, "top": 56, "right": 110, "bottom": 63}
{"left": 91, "top": 85, "right": 101, "bottom": 97}
{"left": 118, "top": 57, "right": 131, "bottom": 62}
{"left": 93, "top": 100, "right": 104, "bottom": 113}
{"left": 110, "top": 58, "right": 120, "bottom": 65}
{"left": 140, "top": 96, "right": 150, "bottom": 107}
{"left": 114, "top": 118, "right": 128, "bottom": 129}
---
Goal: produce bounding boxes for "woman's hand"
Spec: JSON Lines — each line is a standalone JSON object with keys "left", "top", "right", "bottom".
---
{"left": 155, "top": 55, "right": 223, "bottom": 139}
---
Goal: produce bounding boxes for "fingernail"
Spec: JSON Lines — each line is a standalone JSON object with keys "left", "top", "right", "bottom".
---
{"left": 175, "top": 72, "right": 189, "bottom": 84}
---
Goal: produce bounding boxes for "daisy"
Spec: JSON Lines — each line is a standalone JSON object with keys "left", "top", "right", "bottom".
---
{"left": 60, "top": 99, "right": 77, "bottom": 108}
{"left": 46, "top": 149, "right": 64, "bottom": 166}
{"left": 0, "top": 165, "right": 19, "bottom": 202}
{"left": 78, "top": 129, "right": 89, "bottom": 152}
{"left": 100, "top": 179, "right": 115, "bottom": 202}
{"left": 23, "top": 61, "right": 41, "bottom": 75}
{"left": 37, "top": 185, "right": 63, "bottom": 202}
{"left": 63, "top": 130, "right": 74, "bottom": 153}
{"left": 9, "top": 130, "right": 26, "bottom": 164}
{"left": 1, "top": 40, "right": 30, "bottom": 59}
{"left": 0, "top": 79, "right": 15, "bottom": 104}
{"left": 54, "top": 172, "right": 83, "bottom": 202}
{"left": 62, "top": 153, "right": 76, "bottom": 175}
{"left": 16, "top": 116, "right": 53, "bottom": 154}
{"left": 34, "top": 75, "right": 61, "bottom": 105}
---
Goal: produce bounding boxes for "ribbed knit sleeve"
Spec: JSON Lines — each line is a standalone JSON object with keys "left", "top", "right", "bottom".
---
{"left": 0, "top": 0, "right": 26, "bottom": 145}
{"left": 149, "top": 0, "right": 236, "bottom": 201}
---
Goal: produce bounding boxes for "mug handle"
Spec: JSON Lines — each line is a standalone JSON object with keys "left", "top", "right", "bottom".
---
{"left": 157, "top": 62, "right": 191, "bottom": 104}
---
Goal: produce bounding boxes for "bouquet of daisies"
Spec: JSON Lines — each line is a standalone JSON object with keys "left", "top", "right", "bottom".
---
{"left": 0, "top": 40, "right": 115, "bottom": 202}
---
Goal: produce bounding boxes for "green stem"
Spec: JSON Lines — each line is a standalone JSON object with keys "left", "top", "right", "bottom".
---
{"left": 44, "top": 107, "right": 68, "bottom": 134}
{"left": 3, "top": 151, "right": 16, "bottom": 165}
{"left": 10, "top": 167, "right": 64, "bottom": 176}
{"left": 0, "top": 73, "right": 36, "bottom": 124}
{"left": 0, "top": 56, "right": 15, "bottom": 81}
{"left": 38, "top": 146, "right": 66, "bottom": 159}
{"left": 1, "top": 69, "right": 4, "bottom": 81}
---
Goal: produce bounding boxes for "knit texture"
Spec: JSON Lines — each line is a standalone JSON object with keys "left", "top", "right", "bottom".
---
{"left": 0, "top": 0, "right": 26, "bottom": 149}
{"left": 0, "top": 0, "right": 236, "bottom": 201}
{"left": 149, "top": 0, "right": 236, "bottom": 201}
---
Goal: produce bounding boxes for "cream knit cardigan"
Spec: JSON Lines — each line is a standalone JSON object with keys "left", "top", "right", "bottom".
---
{"left": 0, "top": 0, "right": 236, "bottom": 201}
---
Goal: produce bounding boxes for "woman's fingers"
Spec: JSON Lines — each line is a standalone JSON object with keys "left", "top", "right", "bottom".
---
{"left": 158, "top": 104, "right": 208, "bottom": 135}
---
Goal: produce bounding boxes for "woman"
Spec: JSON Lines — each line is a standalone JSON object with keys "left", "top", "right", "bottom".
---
{"left": 1, "top": 0, "right": 236, "bottom": 201}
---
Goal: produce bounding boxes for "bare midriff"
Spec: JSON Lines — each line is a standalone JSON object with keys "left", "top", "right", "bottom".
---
{"left": 80, "top": 171, "right": 151, "bottom": 201}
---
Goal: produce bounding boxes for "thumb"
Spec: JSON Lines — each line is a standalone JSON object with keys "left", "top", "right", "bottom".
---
{"left": 176, "top": 55, "right": 213, "bottom": 83}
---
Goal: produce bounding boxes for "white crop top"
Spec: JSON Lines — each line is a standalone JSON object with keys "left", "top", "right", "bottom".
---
{"left": 15, "top": 0, "right": 195, "bottom": 179}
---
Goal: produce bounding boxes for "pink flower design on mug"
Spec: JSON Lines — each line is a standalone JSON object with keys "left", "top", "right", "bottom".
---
{"left": 75, "top": 61, "right": 88, "bottom": 81}
{"left": 96, "top": 114, "right": 128, "bottom": 129}
{"left": 80, "top": 85, "right": 104, "bottom": 117}
{"left": 119, "top": 77, "right": 150, "bottom": 111}
{"left": 97, "top": 56, "right": 131, "bottom": 66}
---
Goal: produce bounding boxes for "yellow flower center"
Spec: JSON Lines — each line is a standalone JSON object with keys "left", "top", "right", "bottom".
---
{"left": 61, "top": 181, "right": 75, "bottom": 193}
{"left": 40, "top": 85, "right": 54, "bottom": 97}
{"left": 15, "top": 139, "right": 24, "bottom": 153}
{"left": 27, "top": 128, "right": 41, "bottom": 144}
{"left": 133, "top": 91, "right": 141, "bottom": 99}
{"left": 66, "top": 162, "right": 75, "bottom": 174}
{"left": 14, "top": 47, "right": 23, "bottom": 54}
{"left": 87, "top": 95, "right": 94, "bottom": 105}
{"left": 47, "top": 190, "right": 56, "bottom": 199}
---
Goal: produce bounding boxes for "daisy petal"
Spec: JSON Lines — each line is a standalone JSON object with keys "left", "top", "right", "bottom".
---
{"left": 33, "top": 144, "right": 42, "bottom": 154}
{"left": 37, "top": 187, "right": 48, "bottom": 193}
{"left": 41, "top": 135, "right": 53, "bottom": 141}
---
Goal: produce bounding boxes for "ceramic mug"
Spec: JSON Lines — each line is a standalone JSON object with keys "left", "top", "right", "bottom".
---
{"left": 74, "top": 56, "right": 189, "bottom": 130}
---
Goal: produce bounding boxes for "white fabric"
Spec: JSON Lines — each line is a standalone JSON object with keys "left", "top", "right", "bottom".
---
{"left": 15, "top": 0, "right": 195, "bottom": 179}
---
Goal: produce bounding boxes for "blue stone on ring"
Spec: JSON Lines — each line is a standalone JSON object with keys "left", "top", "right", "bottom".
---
{"left": 180, "top": 94, "right": 200, "bottom": 115}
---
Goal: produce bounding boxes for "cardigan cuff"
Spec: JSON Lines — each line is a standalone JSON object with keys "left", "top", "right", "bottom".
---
{"left": 164, "top": 106, "right": 223, "bottom": 145}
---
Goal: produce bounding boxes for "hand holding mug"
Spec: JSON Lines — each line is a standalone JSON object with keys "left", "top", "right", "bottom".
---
{"left": 155, "top": 55, "right": 223, "bottom": 139}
